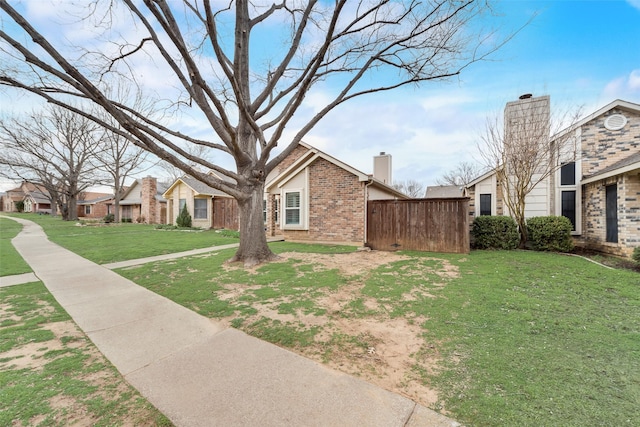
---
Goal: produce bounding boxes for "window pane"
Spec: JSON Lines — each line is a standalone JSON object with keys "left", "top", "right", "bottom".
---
{"left": 263, "top": 199, "right": 267, "bottom": 223}
{"left": 285, "top": 192, "right": 300, "bottom": 225}
{"left": 194, "top": 199, "right": 207, "bottom": 219}
{"left": 561, "top": 162, "right": 575, "bottom": 186}
{"left": 479, "top": 194, "right": 491, "bottom": 216}
{"left": 561, "top": 190, "right": 576, "bottom": 230}
{"left": 286, "top": 192, "right": 300, "bottom": 208}
{"left": 179, "top": 198, "right": 186, "bottom": 210}
{"left": 286, "top": 209, "right": 300, "bottom": 225}
{"left": 274, "top": 198, "right": 279, "bottom": 223}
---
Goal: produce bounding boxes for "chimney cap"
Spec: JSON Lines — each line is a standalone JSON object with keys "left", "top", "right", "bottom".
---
{"left": 519, "top": 93, "right": 533, "bottom": 100}
{"left": 379, "top": 151, "right": 386, "bottom": 155}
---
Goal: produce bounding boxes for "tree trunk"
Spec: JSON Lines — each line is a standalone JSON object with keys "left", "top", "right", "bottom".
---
{"left": 228, "top": 182, "right": 278, "bottom": 267}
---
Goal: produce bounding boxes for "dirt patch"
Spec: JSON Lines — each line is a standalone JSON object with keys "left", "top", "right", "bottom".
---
{"left": 217, "top": 250, "right": 457, "bottom": 408}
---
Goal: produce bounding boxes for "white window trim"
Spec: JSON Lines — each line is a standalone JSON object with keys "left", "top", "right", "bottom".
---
{"left": 555, "top": 160, "right": 582, "bottom": 235}
{"left": 474, "top": 174, "right": 497, "bottom": 217}
{"left": 282, "top": 188, "right": 307, "bottom": 230}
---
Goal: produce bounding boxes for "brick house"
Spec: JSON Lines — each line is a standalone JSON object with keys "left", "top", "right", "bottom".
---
{"left": 110, "top": 176, "right": 167, "bottom": 224}
{"left": 77, "top": 192, "right": 114, "bottom": 219}
{"left": 2, "top": 182, "right": 52, "bottom": 213}
{"left": 467, "top": 97, "right": 640, "bottom": 257}
{"left": 264, "top": 142, "right": 408, "bottom": 245}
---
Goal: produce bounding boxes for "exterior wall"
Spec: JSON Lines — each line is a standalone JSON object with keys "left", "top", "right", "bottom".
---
{"left": 577, "top": 173, "right": 640, "bottom": 257}
{"left": 165, "top": 183, "right": 212, "bottom": 228}
{"left": 77, "top": 202, "right": 109, "bottom": 219}
{"left": 140, "top": 177, "right": 163, "bottom": 224}
{"left": 281, "top": 157, "right": 366, "bottom": 244}
{"left": 581, "top": 108, "right": 640, "bottom": 177}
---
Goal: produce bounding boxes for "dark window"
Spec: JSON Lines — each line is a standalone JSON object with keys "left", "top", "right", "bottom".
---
{"left": 606, "top": 184, "right": 618, "bottom": 243}
{"left": 479, "top": 194, "right": 492, "bottom": 216}
{"left": 561, "top": 191, "right": 576, "bottom": 230}
{"left": 85, "top": 205, "right": 91, "bottom": 215}
{"left": 560, "top": 162, "right": 576, "bottom": 186}
{"left": 263, "top": 199, "right": 267, "bottom": 223}
{"left": 274, "top": 197, "right": 279, "bottom": 223}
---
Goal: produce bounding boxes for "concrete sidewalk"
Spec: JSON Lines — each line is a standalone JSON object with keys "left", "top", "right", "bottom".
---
{"left": 5, "top": 216, "right": 460, "bottom": 427}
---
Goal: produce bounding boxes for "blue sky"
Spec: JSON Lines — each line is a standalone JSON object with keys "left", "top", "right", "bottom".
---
{"left": 1, "top": 0, "right": 640, "bottom": 192}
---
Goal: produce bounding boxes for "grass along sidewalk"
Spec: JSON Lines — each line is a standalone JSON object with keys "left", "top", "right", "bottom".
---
{"left": 6, "top": 213, "right": 241, "bottom": 264}
{"left": 117, "top": 247, "right": 639, "bottom": 426}
{"left": 0, "top": 281, "right": 173, "bottom": 426}
{"left": 0, "top": 217, "right": 32, "bottom": 276}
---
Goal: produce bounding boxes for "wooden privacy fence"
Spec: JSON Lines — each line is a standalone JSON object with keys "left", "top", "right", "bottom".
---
{"left": 366, "top": 198, "right": 469, "bottom": 254}
{"left": 212, "top": 197, "right": 239, "bottom": 230}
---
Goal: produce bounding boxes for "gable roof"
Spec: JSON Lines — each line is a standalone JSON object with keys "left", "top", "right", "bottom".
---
{"left": 266, "top": 142, "right": 408, "bottom": 199}
{"left": 552, "top": 99, "right": 640, "bottom": 141}
{"left": 162, "top": 174, "right": 232, "bottom": 199}
{"left": 466, "top": 167, "right": 498, "bottom": 188}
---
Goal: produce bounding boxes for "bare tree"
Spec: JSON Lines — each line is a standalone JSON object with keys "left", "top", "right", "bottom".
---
{"left": 393, "top": 179, "right": 425, "bottom": 198}
{"left": 478, "top": 96, "right": 580, "bottom": 247}
{"left": 94, "top": 120, "right": 154, "bottom": 223}
{"left": 0, "top": 106, "right": 106, "bottom": 220}
{"left": 0, "top": 0, "right": 513, "bottom": 266}
{"left": 437, "top": 161, "right": 483, "bottom": 186}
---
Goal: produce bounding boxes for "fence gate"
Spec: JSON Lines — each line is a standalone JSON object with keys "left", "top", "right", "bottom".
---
{"left": 212, "top": 197, "right": 239, "bottom": 230}
{"left": 366, "top": 198, "right": 469, "bottom": 254}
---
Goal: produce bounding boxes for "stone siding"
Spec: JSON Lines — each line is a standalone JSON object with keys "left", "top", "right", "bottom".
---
{"left": 581, "top": 108, "right": 640, "bottom": 176}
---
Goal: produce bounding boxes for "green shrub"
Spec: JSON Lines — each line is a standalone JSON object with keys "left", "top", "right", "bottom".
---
{"left": 121, "top": 218, "right": 132, "bottom": 223}
{"left": 14, "top": 200, "right": 25, "bottom": 212}
{"left": 103, "top": 213, "right": 115, "bottom": 223}
{"left": 176, "top": 204, "right": 192, "bottom": 228}
{"left": 632, "top": 247, "right": 640, "bottom": 264}
{"left": 471, "top": 216, "right": 519, "bottom": 250}
{"left": 527, "top": 216, "right": 574, "bottom": 252}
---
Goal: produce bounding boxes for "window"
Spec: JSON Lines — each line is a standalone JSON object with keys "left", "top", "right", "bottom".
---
{"left": 179, "top": 198, "right": 186, "bottom": 211}
{"left": 194, "top": 198, "right": 207, "bottom": 219}
{"left": 274, "top": 197, "right": 279, "bottom": 223}
{"left": 560, "top": 162, "right": 575, "bottom": 186}
{"left": 285, "top": 191, "right": 301, "bottom": 225}
{"left": 479, "top": 194, "right": 492, "bottom": 216}
{"left": 606, "top": 184, "right": 618, "bottom": 243}
{"left": 263, "top": 199, "right": 267, "bottom": 223}
{"left": 85, "top": 205, "right": 91, "bottom": 215}
{"left": 561, "top": 191, "right": 576, "bottom": 230}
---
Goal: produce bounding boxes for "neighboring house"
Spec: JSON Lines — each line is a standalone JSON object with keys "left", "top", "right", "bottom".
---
{"left": 3, "top": 182, "right": 52, "bottom": 213}
{"left": 110, "top": 176, "right": 167, "bottom": 224}
{"left": 264, "top": 143, "right": 408, "bottom": 245}
{"left": 467, "top": 97, "right": 640, "bottom": 257}
{"left": 163, "top": 173, "right": 237, "bottom": 229}
{"left": 425, "top": 185, "right": 467, "bottom": 198}
{"left": 77, "top": 192, "right": 115, "bottom": 219}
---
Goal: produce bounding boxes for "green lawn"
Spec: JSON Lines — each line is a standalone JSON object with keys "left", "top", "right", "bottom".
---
{"left": 0, "top": 217, "right": 31, "bottom": 276}
{"left": 3, "top": 213, "right": 639, "bottom": 425}
{"left": 7, "top": 213, "right": 241, "bottom": 264}
{"left": 117, "top": 247, "right": 639, "bottom": 426}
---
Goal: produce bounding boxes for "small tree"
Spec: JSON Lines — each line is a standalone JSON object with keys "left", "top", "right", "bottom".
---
{"left": 478, "top": 96, "right": 581, "bottom": 247}
{"left": 176, "top": 204, "right": 192, "bottom": 228}
{"left": 14, "top": 200, "right": 24, "bottom": 212}
{"left": 437, "top": 161, "right": 483, "bottom": 187}
{"left": 393, "top": 180, "right": 425, "bottom": 198}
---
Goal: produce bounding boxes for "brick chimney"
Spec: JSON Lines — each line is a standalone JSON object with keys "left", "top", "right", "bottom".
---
{"left": 373, "top": 152, "right": 392, "bottom": 184}
{"left": 141, "top": 176, "right": 157, "bottom": 224}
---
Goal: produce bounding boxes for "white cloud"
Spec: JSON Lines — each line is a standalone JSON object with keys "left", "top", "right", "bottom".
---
{"left": 627, "top": 0, "right": 640, "bottom": 11}
{"left": 603, "top": 69, "right": 640, "bottom": 100}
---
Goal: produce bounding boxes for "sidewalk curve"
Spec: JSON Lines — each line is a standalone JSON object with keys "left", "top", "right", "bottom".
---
{"left": 6, "top": 216, "right": 461, "bottom": 427}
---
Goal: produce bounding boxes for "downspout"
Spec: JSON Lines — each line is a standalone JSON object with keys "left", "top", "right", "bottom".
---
{"left": 364, "top": 178, "right": 374, "bottom": 246}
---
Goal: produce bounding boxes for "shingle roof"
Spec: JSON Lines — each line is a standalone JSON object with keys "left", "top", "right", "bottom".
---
{"left": 425, "top": 185, "right": 466, "bottom": 198}
{"left": 583, "top": 151, "right": 640, "bottom": 182}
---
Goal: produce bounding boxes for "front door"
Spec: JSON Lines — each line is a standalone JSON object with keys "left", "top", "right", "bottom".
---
{"left": 605, "top": 184, "right": 618, "bottom": 243}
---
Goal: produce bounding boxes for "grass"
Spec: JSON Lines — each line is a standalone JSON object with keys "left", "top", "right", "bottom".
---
{"left": 0, "top": 217, "right": 32, "bottom": 276}
{"left": 6, "top": 213, "right": 241, "bottom": 264}
{"left": 4, "top": 213, "right": 639, "bottom": 425}
{"left": 0, "top": 281, "right": 173, "bottom": 426}
{"left": 116, "top": 248, "right": 640, "bottom": 426}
